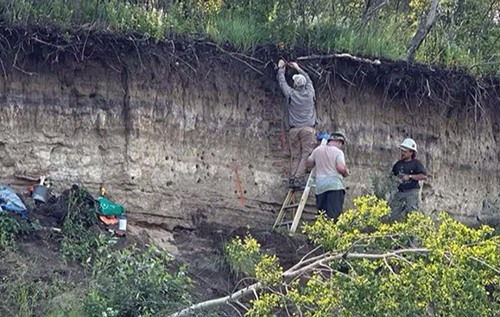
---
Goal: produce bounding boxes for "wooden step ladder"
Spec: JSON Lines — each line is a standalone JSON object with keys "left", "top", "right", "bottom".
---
{"left": 273, "top": 168, "right": 315, "bottom": 233}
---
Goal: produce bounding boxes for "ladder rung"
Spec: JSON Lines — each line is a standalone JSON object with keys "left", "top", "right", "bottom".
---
{"left": 284, "top": 204, "right": 299, "bottom": 209}
{"left": 288, "top": 186, "right": 306, "bottom": 191}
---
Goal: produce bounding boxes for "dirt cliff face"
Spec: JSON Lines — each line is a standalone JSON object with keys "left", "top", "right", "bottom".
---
{"left": 0, "top": 30, "right": 498, "bottom": 235}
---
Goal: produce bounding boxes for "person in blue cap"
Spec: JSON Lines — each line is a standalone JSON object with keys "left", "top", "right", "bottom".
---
{"left": 307, "top": 132, "right": 350, "bottom": 221}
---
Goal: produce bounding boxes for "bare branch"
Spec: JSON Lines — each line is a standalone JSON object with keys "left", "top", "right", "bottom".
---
{"left": 297, "top": 53, "right": 381, "bottom": 65}
{"left": 283, "top": 249, "right": 430, "bottom": 280}
{"left": 169, "top": 282, "right": 262, "bottom": 317}
{"left": 470, "top": 256, "right": 500, "bottom": 275}
{"left": 204, "top": 42, "right": 264, "bottom": 64}
{"left": 384, "top": 257, "right": 397, "bottom": 275}
{"left": 13, "top": 65, "right": 35, "bottom": 76}
{"left": 169, "top": 249, "right": 431, "bottom": 316}
{"left": 203, "top": 42, "right": 264, "bottom": 75}
{"left": 0, "top": 57, "right": 6, "bottom": 80}
{"left": 228, "top": 302, "right": 243, "bottom": 317}
{"left": 234, "top": 300, "right": 249, "bottom": 311}
{"left": 129, "top": 36, "right": 145, "bottom": 71}
{"left": 289, "top": 245, "right": 323, "bottom": 271}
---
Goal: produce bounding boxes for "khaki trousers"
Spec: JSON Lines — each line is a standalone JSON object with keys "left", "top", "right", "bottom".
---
{"left": 389, "top": 189, "right": 420, "bottom": 222}
{"left": 289, "top": 126, "right": 316, "bottom": 178}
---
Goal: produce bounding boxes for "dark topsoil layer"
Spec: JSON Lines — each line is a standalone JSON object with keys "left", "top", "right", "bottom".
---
{"left": 1, "top": 22, "right": 500, "bottom": 114}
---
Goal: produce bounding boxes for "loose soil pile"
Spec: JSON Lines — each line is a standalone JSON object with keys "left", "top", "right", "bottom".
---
{"left": 173, "top": 221, "right": 316, "bottom": 302}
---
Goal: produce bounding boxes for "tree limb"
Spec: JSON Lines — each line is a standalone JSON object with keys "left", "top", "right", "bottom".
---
{"left": 406, "top": 0, "right": 440, "bottom": 62}
{"left": 168, "top": 248, "right": 430, "bottom": 316}
{"left": 283, "top": 248, "right": 430, "bottom": 280}
{"left": 470, "top": 256, "right": 500, "bottom": 275}
{"left": 298, "top": 53, "right": 381, "bottom": 65}
{"left": 168, "top": 282, "right": 262, "bottom": 317}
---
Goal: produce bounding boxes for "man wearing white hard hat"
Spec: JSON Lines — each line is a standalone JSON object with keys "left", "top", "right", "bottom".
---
{"left": 277, "top": 59, "right": 316, "bottom": 188}
{"left": 390, "top": 138, "right": 427, "bottom": 221}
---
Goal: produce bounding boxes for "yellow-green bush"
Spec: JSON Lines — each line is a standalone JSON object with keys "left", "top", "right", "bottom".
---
{"left": 244, "top": 195, "right": 500, "bottom": 316}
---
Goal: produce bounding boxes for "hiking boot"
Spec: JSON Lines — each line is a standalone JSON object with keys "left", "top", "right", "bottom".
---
{"left": 290, "top": 177, "right": 306, "bottom": 189}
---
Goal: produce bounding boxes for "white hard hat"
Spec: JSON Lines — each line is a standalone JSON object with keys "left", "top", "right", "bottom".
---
{"left": 292, "top": 74, "right": 306, "bottom": 87}
{"left": 400, "top": 138, "right": 417, "bottom": 152}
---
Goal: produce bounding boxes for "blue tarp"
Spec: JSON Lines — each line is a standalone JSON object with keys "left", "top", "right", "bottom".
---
{"left": 0, "top": 186, "right": 28, "bottom": 219}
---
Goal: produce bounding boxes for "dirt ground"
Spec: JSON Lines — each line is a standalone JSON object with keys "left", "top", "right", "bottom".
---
{"left": 172, "top": 221, "right": 314, "bottom": 302}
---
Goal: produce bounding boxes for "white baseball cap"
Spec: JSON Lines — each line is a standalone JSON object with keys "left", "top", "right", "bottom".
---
{"left": 292, "top": 74, "right": 306, "bottom": 87}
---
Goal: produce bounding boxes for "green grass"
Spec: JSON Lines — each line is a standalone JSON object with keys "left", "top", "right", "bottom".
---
{"left": 1, "top": 0, "right": 500, "bottom": 75}
{"left": 207, "top": 16, "right": 269, "bottom": 51}
{"left": 311, "top": 19, "right": 410, "bottom": 60}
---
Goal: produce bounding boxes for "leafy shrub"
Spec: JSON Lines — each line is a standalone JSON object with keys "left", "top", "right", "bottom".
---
{"left": 60, "top": 185, "right": 100, "bottom": 261}
{"left": 244, "top": 195, "right": 500, "bottom": 316}
{"left": 223, "top": 233, "right": 262, "bottom": 278}
{"left": 84, "top": 246, "right": 191, "bottom": 317}
{"left": 0, "top": 214, "right": 21, "bottom": 250}
{"left": 0, "top": 213, "right": 39, "bottom": 251}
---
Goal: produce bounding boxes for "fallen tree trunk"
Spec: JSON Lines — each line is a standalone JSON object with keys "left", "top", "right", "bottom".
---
{"left": 168, "top": 282, "right": 262, "bottom": 317}
{"left": 168, "top": 248, "right": 430, "bottom": 317}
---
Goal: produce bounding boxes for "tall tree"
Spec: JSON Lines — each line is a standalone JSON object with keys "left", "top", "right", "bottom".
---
{"left": 406, "top": 0, "right": 440, "bottom": 61}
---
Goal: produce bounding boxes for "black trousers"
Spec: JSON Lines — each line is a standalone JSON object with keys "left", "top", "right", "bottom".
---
{"left": 316, "top": 190, "right": 345, "bottom": 221}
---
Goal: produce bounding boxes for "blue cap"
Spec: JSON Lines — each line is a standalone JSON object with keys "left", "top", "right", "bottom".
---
{"left": 316, "top": 133, "right": 330, "bottom": 141}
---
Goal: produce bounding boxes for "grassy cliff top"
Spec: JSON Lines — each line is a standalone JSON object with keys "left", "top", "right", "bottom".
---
{"left": 2, "top": 0, "right": 500, "bottom": 76}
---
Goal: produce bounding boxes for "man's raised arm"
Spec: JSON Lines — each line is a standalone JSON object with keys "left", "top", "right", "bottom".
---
{"left": 277, "top": 59, "right": 292, "bottom": 99}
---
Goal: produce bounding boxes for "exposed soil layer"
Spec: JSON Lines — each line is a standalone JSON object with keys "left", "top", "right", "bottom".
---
{"left": 1, "top": 23, "right": 497, "bottom": 109}
{"left": 0, "top": 22, "right": 498, "bottom": 236}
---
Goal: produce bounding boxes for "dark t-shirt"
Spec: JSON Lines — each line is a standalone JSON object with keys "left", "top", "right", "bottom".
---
{"left": 392, "top": 159, "right": 427, "bottom": 191}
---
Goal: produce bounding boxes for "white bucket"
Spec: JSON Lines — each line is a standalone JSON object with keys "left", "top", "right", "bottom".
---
{"left": 118, "top": 215, "right": 127, "bottom": 231}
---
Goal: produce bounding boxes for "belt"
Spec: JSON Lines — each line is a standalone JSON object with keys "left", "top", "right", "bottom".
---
{"left": 398, "top": 188, "right": 419, "bottom": 192}
{"left": 290, "top": 126, "right": 315, "bottom": 129}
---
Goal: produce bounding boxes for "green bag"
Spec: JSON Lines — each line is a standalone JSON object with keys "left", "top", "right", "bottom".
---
{"left": 97, "top": 197, "right": 125, "bottom": 216}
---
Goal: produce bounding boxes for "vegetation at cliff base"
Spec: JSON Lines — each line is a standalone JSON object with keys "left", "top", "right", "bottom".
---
{"left": 2, "top": 192, "right": 499, "bottom": 316}
{"left": 0, "top": 187, "right": 192, "bottom": 317}
{"left": 192, "top": 196, "right": 500, "bottom": 317}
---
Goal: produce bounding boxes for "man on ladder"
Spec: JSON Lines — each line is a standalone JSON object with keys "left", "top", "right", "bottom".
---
{"left": 307, "top": 132, "right": 350, "bottom": 222}
{"left": 276, "top": 59, "right": 317, "bottom": 188}
{"left": 273, "top": 133, "right": 349, "bottom": 232}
